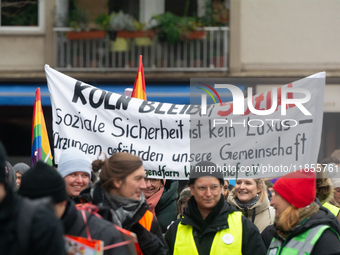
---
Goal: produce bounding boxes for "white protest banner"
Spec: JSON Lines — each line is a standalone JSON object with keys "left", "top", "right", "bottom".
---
{"left": 45, "top": 65, "right": 325, "bottom": 179}
{"left": 190, "top": 74, "right": 325, "bottom": 179}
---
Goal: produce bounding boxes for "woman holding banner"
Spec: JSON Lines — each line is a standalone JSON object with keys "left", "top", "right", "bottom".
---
{"left": 80, "top": 152, "right": 167, "bottom": 255}
{"left": 227, "top": 178, "right": 274, "bottom": 233}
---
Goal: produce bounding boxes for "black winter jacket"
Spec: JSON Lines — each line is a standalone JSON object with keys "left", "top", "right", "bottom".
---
{"left": 261, "top": 206, "right": 340, "bottom": 255}
{"left": 0, "top": 185, "right": 66, "bottom": 255}
{"left": 80, "top": 184, "right": 167, "bottom": 255}
{"left": 165, "top": 195, "right": 267, "bottom": 255}
{"left": 61, "top": 199, "right": 130, "bottom": 255}
{"left": 156, "top": 180, "right": 178, "bottom": 232}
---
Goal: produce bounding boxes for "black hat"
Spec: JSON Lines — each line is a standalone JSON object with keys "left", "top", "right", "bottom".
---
{"left": 18, "top": 161, "right": 68, "bottom": 203}
{"left": 188, "top": 161, "right": 224, "bottom": 186}
{"left": 0, "top": 141, "right": 7, "bottom": 184}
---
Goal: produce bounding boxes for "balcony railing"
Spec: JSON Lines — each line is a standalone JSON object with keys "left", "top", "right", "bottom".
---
{"left": 54, "top": 27, "right": 229, "bottom": 72}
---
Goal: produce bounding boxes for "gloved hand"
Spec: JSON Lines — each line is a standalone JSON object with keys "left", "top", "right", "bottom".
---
{"left": 131, "top": 223, "right": 167, "bottom": 255}
{"left": 131, "top": 223, "right": 155, "bottom": 242}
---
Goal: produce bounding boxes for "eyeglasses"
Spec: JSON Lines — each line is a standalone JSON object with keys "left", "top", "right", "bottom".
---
{"left": 193, "top": 184, "right": 221, "bottom": 193}
{"left": 144, "top": 178, "right": 161, "bottom": 184}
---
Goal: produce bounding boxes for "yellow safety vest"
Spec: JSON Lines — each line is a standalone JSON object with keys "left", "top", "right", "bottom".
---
{"left": 323, "top": 202, "right": 340, "bottom": 217}
{"left": 173, "top": 211, "right": 243, "bottom": 255}
{"left": 267, "top": 225, "right": 340, "bottom": 255}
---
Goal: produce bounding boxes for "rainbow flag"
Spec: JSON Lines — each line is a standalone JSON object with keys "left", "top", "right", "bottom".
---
{"left": 131, "top": 55, "right": 147, "bottom": 100}
{"left": 31, "top": 88, "right": 53, "bottom": 166}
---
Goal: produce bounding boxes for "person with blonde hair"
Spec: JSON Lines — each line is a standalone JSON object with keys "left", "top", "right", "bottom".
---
{"left": 266, "top": 169, "right": 340, "bottom": 255}
{"left": 79, "top": 152, "right": 167, "bottom": 255}
{"left": 227, "top": 178, "right": 274, "bottom": 233}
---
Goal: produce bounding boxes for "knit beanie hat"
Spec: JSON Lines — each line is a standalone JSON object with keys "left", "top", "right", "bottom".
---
{"left": 57, "top": 147, "right": 91, "bottom": 178}
{"left": 0, "top": 141, "right": 6, "bottom": 184}
{"left": 188, "top": 161, "right": 224, "bottom": 185}
{"left": 273, "top": 169, "right": 316, "bottom": 208}
{"left": 18, "top": 161, "right": 68, "bottom": 203}
{"left": 13, "top": 162, "right": 30, "bottom": 175}
{"left": 177, "top": 187, "right": 192, "bottom": 213}
{"left": 265, "top": 180, "right": 273, "bottom": 188}
{"left": 332, "top": 178, "right": 340, "bottom": 189}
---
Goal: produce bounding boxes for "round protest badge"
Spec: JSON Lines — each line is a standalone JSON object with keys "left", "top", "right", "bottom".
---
{"left": 222, "top": 234, "right": 234, "bottom": 245}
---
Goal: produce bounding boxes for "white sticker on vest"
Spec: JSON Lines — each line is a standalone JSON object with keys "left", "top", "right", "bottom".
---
{"left": 222, "top": 234, "right": 234, "bottom": 245}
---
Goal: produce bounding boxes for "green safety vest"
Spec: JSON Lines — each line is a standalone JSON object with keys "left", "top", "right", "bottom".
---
{"left": 173, "top": 211, "right": 243, "bottom": 255}
{"left": 323, "top": 202, "right": 340, "bottom": 217}
{"left": 267, "top": 225, "right": 340, "bottom": 255}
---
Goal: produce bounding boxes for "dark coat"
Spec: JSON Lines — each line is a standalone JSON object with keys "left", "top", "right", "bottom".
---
{"left": 0, "top": 185, "right": 66, "bottom": 255}
{"left": 156, "top": 180, "right": 178, "bottom": 232}
{"left": 165, "top": 195, "right": 267, "bottom": 255}
{"left": 80, "top": 184, "right": 167, "bottom": 255}
{"left": 61, "top": 199, "right": 130, "bottom": 255}
{"left": 261, "top": 206, "right": 340, "bottom": 255}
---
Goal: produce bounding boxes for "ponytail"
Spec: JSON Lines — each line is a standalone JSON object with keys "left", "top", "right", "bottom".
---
{"left": 92, "top": 152, "right": 143, "bottom": 192}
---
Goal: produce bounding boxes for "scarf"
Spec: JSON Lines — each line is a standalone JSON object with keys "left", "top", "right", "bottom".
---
{"left": 275, "top": 202, "right": 320, "bottom": 239}
{"left": 188, "top": 194, "right": 224, "bottom": 232}
{"left": 104, "top": 191, "right": 146, "bottom": 228}
{"left": 146, "top": 186, "right": 164, "bottom": 218}
{"left": 235, "top": 195, "right": 259, "bottom": 209}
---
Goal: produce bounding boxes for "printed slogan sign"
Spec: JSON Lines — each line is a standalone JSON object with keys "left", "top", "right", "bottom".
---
{"left": 45, "top": 65, "right": 325, "bottom": 179}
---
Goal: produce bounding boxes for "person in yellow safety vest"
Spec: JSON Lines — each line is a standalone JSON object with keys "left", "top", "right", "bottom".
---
{"left": 267, "top": 169, "right": 340, "bottom": 255}
{"left": 314, "top": 163, "right": 340, "bottom": 221}
{"left": 165, "top": 161, "right": 267, "bottom": 255}
{"left": 323, "top": 201, "right": 340, "bottom": 217}
{"left": 320, "top": 157, "right": 340, "bottom": 208}
{"left": 79, "top": 152, "right": 167, "bottom": 255}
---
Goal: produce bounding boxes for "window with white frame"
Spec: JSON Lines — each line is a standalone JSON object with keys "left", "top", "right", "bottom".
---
{"left": 0, "top": 0, "right": 45, "bottom": 33}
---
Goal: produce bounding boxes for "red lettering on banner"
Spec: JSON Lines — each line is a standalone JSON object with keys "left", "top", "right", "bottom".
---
{"left": 217, "top": 102, "right": 233, "bottom": 116}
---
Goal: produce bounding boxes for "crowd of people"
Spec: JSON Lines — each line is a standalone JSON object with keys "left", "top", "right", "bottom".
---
{"left": 1, "top": 141, "right": 340, "bottom": 255}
